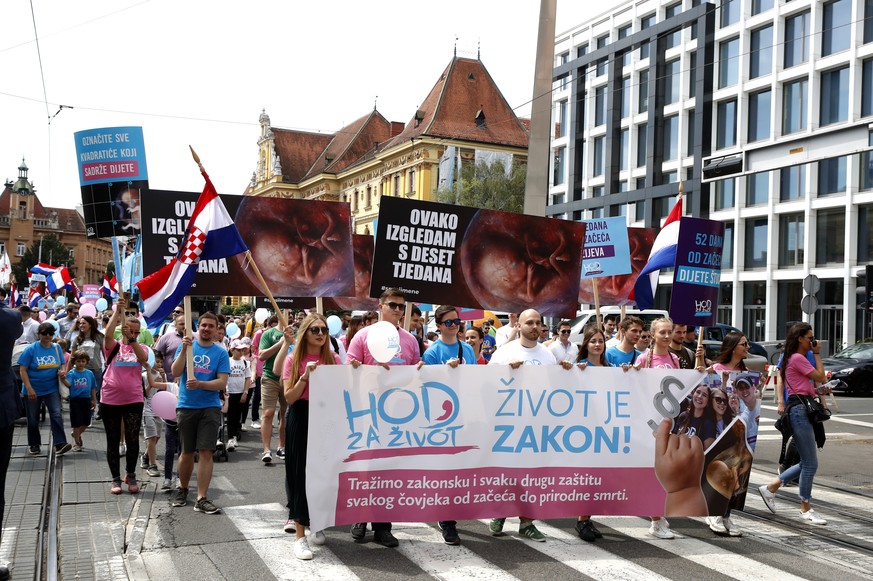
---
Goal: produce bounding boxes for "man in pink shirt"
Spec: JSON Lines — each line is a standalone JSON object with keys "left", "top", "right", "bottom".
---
{"left": 345, "top": 288, "right": 421, "bottom": 547}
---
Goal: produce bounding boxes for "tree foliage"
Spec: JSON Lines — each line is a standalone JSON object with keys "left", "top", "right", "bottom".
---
{"left": 11, "top": 233, "right": 76, "bottom": 286}
{"left": 436, "top": 159, "right": 526, "bottom": 213}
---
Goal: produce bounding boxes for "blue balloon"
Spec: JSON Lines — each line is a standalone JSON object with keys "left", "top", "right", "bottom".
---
{"left": 146, "top": 347, "right": 155, "bottom": 369}
{"left": 48, "top": 319, "right": 60, "bottom": 336}
{"left": 54, "top": 296, "right": 66, "bottom": 307}
{"left": 95, "top": 298, "right": 108, "bottom": 312}
{"left": 226, "top": 323, "right": 241, "bottom": 339}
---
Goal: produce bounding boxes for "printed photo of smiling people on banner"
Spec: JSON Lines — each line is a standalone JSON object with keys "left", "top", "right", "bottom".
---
{"left": 371, "top": 196, "right": 587, "bottom": 317}
{"left": 75, "top": 126, "right": 149, "bottom": 238}
{"left": 306, "top": 364, "right": 706, "bottom": 532}
{"left": 140, "top": 190, "right": 354, "bottom": 301}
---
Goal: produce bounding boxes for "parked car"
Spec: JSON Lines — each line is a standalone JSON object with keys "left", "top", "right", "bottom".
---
{"left": 567, "top": 308, "right": 668, "bottom": 344}
{"left": 701, "top": 324, "right": 768, "bottom": 359}
{"left": 822, "top": 342, "right": 873, "bottom": 396}
{"left": 701, "top": 340, "right": 767, "bottom": 373}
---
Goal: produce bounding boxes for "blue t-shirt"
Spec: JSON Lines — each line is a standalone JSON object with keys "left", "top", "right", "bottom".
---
{"left": 481, "top": 335, "right": 496, "bottom": 361}
{"left": 19, "top": 342, "right": 64, "bottom": 396}
{"left": 174, "top": 342, "right": 231, "bottom": 409}
{"left": 423, "top": 339, "right": 477, "bottom": 366}
{"left": 605, "top": 345, "right": 641, "bottom": 367}
{"left": 67, "top": 368, "right": 97, "bottom": 399}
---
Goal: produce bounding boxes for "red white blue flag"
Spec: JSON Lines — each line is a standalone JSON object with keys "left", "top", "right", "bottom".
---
{"left": 102, "top": 273, "right": 117, "bottom": 299}
{"left": 630, "top": 195, "right": 682, "bottom": 310}
{"left": 136, "top": 170, "right": 248, "bottom": 327}
{"left": 29, "top": 263, "right": 73, "bottom": 294}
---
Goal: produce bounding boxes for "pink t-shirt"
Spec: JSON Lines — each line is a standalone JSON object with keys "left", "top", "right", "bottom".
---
{"left": 642, "top": 350, "right": 680, "bottom": 369}
{"left": 101, "top": 342, "right": 145, "bottom": 405}
{"left": 251, "top": 329, "right": 265, "bottom": 376}
{"left": 282, "top": 352, "right": 340, "bottom": 400}
{"left": 346, "top": 325, "right": 421, "bottom": 366}
{"left": 712, "top": 362, "right": 741, "bottom": 372}
{"left": 785, "top": 352, "right": 816, "bottom": 397}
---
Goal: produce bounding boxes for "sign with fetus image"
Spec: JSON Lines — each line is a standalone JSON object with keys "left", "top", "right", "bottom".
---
{"left": 676, "top": 370, "right": 761, "bottom": 515}
{"left": 372, "top": 196, "right": 587, "bottom": 318}
{"left": 140, "top": 191, "right": 354, "bottom": 298}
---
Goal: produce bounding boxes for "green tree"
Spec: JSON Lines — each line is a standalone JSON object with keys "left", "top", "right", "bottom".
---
{"left": 436, "top": 159, "right": 526, "bottom": 213}
{"left": 11, "top": 233, "right": 76, "bottom": 286}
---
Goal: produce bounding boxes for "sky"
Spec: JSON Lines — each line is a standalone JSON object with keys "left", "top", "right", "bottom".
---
{"left": 0, "top": 0, "right": 623, "bottom": 210}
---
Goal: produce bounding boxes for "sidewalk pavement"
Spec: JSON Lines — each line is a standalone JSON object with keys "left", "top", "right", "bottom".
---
{"left": 2, "top": 407, "right": 161, "bottom": 581}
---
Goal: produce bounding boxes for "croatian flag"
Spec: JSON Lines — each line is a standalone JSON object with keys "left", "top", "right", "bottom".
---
{"left": 27, "top": 287, "right": 41, "bottom": 308}
{"left": 102, "top": 274, "right": 118, "bottom": 299}
{"left": 29, "top": 263, "right": 73, "bottom": 293}
{"left": 136, "top": 170, "right": 248, "bottom": 327}
{"left": 631, "top": 195, "right": 682, "bottom": 311}
{"left": 10, "top": 285, "right": 21, "bottom": 307}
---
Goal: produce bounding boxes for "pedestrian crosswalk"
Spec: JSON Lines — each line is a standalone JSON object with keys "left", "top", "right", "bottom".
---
{"left": 138, "top": 475, "right": 873, "bottom": 581}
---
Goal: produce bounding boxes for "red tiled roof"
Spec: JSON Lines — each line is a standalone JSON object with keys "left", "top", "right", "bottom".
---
{"left": 272, "top": 130, "right": 334, "bottom": 183}
{"left": 0, "top": 185, "right": 85, "bottom": 231}
{"left": 383, "top": 57, "right": 529, "bottom": 150}
{"left": 302, "top": 110, "right": 394, "bottom": 180}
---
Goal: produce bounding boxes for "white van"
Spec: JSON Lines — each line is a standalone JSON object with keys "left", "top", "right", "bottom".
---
{"left": 566, "top": 308, "right": 669, "bottom": 343}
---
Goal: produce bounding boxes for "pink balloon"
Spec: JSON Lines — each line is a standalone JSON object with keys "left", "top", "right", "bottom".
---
{"left": 79, "top": 303, "right": 97, "bottom": 318}
{"left": 38, "top": 311, "right": 47, "bottom": 322}
{"left": 150, "top": 390, "right": 178, "bottom": 421}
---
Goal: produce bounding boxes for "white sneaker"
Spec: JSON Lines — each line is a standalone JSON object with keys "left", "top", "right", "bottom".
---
{"left": 216, "top": 439, "right": 225, "bottom": 450}
{"left": 706, "top": 516, "right": 728, "bottom": 535}
{"left": 800, "top": 509, "right": 827, "bottom": 525}
{"left": 648, "top": 519, "right": 674, "bottom": 539}
{"left": 240, "top": 424, "right": 248, "bottom": 432}
{"left": 294, "top": 536, "right": 313, "bottom": 560}
{"left": 251, "top": 421, "right": 261, "bottom": 429}
{"left": 758, "top": 485, "right": 777, "bottom": 513}
{"left": 311, "top": 530, "right": 326, "bottom": 545}
{"left": 722, "top": 517, "right": 742, "bottom": 537}
{"left": 161, "top": 478, "right": 173, "bottom": 491}
{"left": 227, "top": 437, "right": 237, "bottom": 451}
{"left": 261, "top": 450, "right": 272, "bottom": 464}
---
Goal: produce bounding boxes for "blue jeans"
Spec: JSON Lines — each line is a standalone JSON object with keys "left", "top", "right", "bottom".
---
{"left": 25, "top": 391, "right": 67, "bottom": 449}
{"left": 778, "top": 404, "right": 818, "bottom": 502}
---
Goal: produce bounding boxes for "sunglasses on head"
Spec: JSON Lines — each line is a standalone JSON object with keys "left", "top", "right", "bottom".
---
{"left": 308, "top": 326, "right": 328, "bottom": 335}
{"left": 439, "top": 318, "right": 461, "bottom": 327}
{"left": 383, "top": 301, "right": 406, "bottom": 311}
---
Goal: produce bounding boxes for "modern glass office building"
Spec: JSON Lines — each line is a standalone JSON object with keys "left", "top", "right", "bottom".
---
{"left": 548, "top": 0, "right": 873, "bottom": 350}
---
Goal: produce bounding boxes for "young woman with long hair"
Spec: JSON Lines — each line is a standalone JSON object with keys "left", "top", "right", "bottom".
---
{"left": 282, "top": 313, "right": 340, "bottom": 560}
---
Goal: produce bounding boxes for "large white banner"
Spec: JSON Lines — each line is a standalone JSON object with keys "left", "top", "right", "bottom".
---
{"left": 306, "top": 366, "right": 715, "bottom": 532}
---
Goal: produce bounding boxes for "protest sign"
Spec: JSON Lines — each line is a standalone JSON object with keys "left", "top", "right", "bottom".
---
{"left": 372, "top": 197, "right": 586, "bottom": 317}
{"left": 322, "top": 234, "right": 375, "bottom": 311}
{"left": 140, "top": 191, "right": 354, "bottom": 298}
{"left": 581, "top": 217, "right": 631, "bottom": 278}
{"left": 79, "top": 284, "right": 101, "bottom": 306}
{"left": 306, "top": 365, "right": 706, "bottom": 532}
{"left": 579, "top": 227, "right": 656, "bottom": 306}
{"left": 670, "top": 217, "right": 725, "bottom": 327}
{"left": 74, "top": 126, "right": 149, "bottom": 238}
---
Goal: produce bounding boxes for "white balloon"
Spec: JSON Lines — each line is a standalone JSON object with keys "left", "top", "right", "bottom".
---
{"left": 366, "top": 321, "right": 400, "bottom": 364}
{"left": 255, "top": 308, "right": 270, "bottom": 324}
{"left": 326, "top": 315, "right": 342, "bottom": 336}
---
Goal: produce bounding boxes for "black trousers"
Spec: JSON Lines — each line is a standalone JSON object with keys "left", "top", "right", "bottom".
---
{"left": 0, "top": 423, "right": 14, "bottom": 539}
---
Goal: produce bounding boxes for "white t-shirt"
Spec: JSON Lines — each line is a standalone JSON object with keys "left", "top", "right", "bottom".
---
{"left": 489, "top": 340, "right": 558, "bottom": 366}
{"left": 547, "top": 340, "right": 578, "bottom": 363}
{"left": 227, "top": 357, "right": 252, "bottom": 394}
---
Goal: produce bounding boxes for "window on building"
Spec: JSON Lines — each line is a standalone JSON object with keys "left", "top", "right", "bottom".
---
{"left": 718, "top": 37, "right": 739, "bottom": 89}
{"left": 351, "top": 190, "right": 358, "bottom": 212}
{"left": 665, "top": 59, "right": 681, "bottom": 104}
{"left": 779, "top": 214, "right": 805, "bottom": 267}
{"left": 717, "top": 99, "right": 737, "bottom": 149}
{"left": 409, "top": 170, "right": 416, "bottom": 193}
{"left": 866, "top": 0, "right": 873, "bottom": 44}
{"left": 619, "top": 129, "right": 629, "bottom": 171}
{"left": 592, "top": 186, "right": 604, "bottom": 198}
{"left": 18, "top": 201, "right": 26, "bottom": 220}
{"left": 394, "top": 175, "right": 401, "bottom": 196}
{"left": 553, "top": 147, "right": 566, "bottom": 186}
{"left": 822, "top": 0, "right": 851, "bottom": 56}
{"left": 559, "top": 52, "right": 569, "bottom": 90}
{"left": 863, "top": 59, "right": 873, "bottom": 116}
{"left": 745, "top": 218, "right": 769, "bottom": 269}
{"left": 636, "top": 199, "right": 646, "bottom": 221}
{"left": 720, "top": 0, "right": 740, "bottom": 27}
{"left": 818, "top": 156, "right": 847, "bottom": 196}
{"left": 784, "top": 11, "right": 810, "bottom": 68}
{"left": 816, "top": 209, "right": 845, "bottom": 265}
{"left": 780, "top": 165, "right": 806, "bottom": 201}
{"left": 640, "top": 14, "right": 655, "bottom": 59}
{"left": 596, "top": 35, "right": 609, "bottom": 76}
{"left": 747, "top": 172, "right": 770, "bottom": 205}
{"left": 593, "top": 137, "right": 604, "bottom": 177}
{"left": 556, "top": 100, "right": 568, "bottom": 137}
{"left": 594, "top": 86, "right": 606, "bottom": 126}
{"left": 858, "top": 205, "right": 873, "bottom": 262}
{"left": 783, "top": 78, "right": 808, "bottom": 134}
{"left": 722, "top": 223, "right": 734, "bottom": 269}
{"left": 663, "top": 115, "right": 679, "bottom": 161}
{"left": 820, "top": 66, "right": 849, "bottom": 126}
{"left": 715, "top": 178, "right": 735, "bottom": 210}
{"left": 665, "top": 3, "right": 682, "bottom": 49}
{"left": 639, "top": 70, "right": 650, "bottom": 113}
{"left": 662, "top": 171, "right": 678, "bottom": 186}
{"left": 686, "top": 111, "right": 696, "bottom": 156}
{"left": 618, "top": 25, "right": 632, "bottom": 68}
{"left": 750, "top": 25, "right": 773, "bottom": 79}
{"left": 637, "top": 123, "right": 648, "bottom": 167}
{"left": 861, "top": 150, "right": 873, "bottom": 190}
{"left": 620, "top": 77, "right": 630, "bottom": 118}
{"left": 577, "top": 44, "right": 588, "bottom": 59}
{"left": 17, "top": 243, "right": 25, "bottom": 257}
{"left": 752, "top": 0, "right": 774, "bottom": 15}
{"left": 748, "top": 89, "right": 772, "bottom": 143}
{"left": 366, "top": 186, "right": 373, "bottom": 208}
{"left": 590, "top": 207, "right": 605, "bottom": 219}
{"left": 688, "top": 51, "right": 697, "bottom": 98}
{"left": 551, "top": 193, "right": 565, "bottom": 205}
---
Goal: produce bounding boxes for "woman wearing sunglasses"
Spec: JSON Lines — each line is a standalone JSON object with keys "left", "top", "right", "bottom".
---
{"left": 19, "top": 322, "right": 73, "bottom": 456}
{"left": 282, "top": 313, "right": 339, "bottom": 560}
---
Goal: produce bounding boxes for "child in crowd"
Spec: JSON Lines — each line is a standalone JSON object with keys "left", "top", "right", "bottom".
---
{"left": 145, "top": 361, "right": 178, "bottom": 491}
{"left": 226, "top": 340, "right": 252, "bottom": 451}
{"left": 67, "top": 350, "right": 98, "bottom": 451}
{"left": 141, "top": 351, "right": 165, "bottom": 477}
